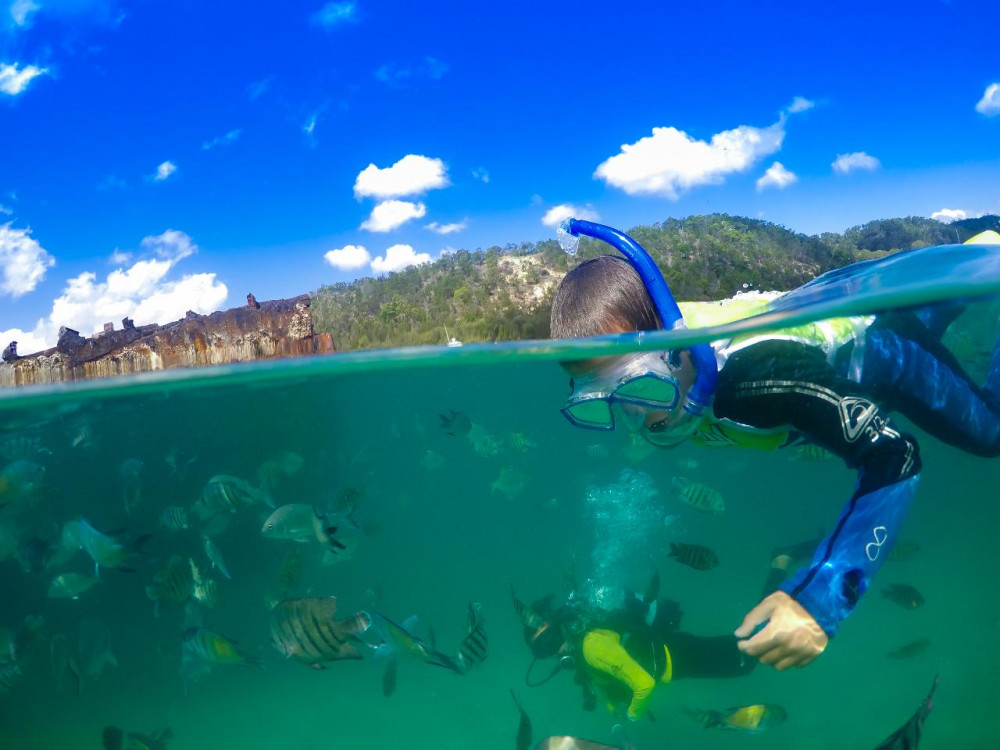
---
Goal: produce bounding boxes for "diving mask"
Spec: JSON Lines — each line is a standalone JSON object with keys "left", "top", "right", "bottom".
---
{"left": 562, "top": 351, "right": 683, "bottom": 432}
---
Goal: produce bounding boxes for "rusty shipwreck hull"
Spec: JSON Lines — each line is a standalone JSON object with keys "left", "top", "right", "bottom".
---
{"left": 0, "top": 295, "right": 334, "bottom": 388}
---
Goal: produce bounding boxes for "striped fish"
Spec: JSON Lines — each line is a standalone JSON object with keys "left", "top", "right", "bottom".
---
{"left": 159, "top": 506, "right": 190, "bottom": 532}
{"left": 269, "top": 597, "right": 371, "bottom": 669}
{"left": 456, "top": 602, "right": 487, "bottom": 673}
{"left": 182, "top": 627, "right": 259, "bottom": 666}
{"left": 0, "top": 436, "right": 50, "bottom": 462}
{"left": 669, "top": 542, "right": 719, "bottom": 571}
{"left": 190, "top": 560, "right": 221, "bottom": 609}
{"left": 671, "top": 477, "right": 725, "bottom": 515}
{"left": 146, "top": 556, "right": 194, "bottom": 616}
{"left": 193, "top": 475, "right": 272, "bottom": 520}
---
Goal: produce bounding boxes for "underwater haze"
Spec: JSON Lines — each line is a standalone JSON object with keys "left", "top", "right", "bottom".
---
{"left": 1, "top": 295, "right": 1000, "bottom": 750}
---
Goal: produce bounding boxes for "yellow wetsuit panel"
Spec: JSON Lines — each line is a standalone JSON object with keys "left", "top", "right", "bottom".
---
{"left": 582, "top": 629, "right": 656, "bottom": 721}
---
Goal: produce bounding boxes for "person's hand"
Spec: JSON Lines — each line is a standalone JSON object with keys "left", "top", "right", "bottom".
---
{"left": 734, "top": 591, "right": 828, "bottom": 670}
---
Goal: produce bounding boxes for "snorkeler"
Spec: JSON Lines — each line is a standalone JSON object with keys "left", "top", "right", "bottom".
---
{"left": 513, "top": 562, "right": 788, "bottom": 722}
{"left": 550, "top": 220, "right": 1000, "bottom": 671}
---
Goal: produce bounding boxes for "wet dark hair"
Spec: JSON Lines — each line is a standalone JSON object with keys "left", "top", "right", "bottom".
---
{"left": 550, "top": 256, "right": 662, "bottom": 339}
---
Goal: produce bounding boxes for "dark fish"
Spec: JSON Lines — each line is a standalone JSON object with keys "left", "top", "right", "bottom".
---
{"left": 888, "top": 540, "right": 921, "bottom": 562}
{"left": 269, "top": 597, "right": 371, "bottom": 668}
{"left": 511, "top": 586, "right": 547, "bottom": 631}
{"left": 888, "top": 638, "right": 931, "bottom": 660}
{"left": 534, "top": 739, "right": 618, "bottom": 750}
{"left": 457, "top": 602, "right": 488, "bottom": 673}
{"left": 382, "top": 656, "right": 398, "bottom": 697}
{"left": 873, "top": 674, "right": 939, "bottom": 749}
{"left": 668, "top": 542, "right": 719, "bottom": 571}
{"left": 510, "top": 690, "right": 533, "bottom": 750}
{"left": 102, "top": 726, "right": 174, "bottom": 750}
{"left": 438, "top": 409, "right": 472, "bottom": 437}
{"left": 882, "top": 583, "right": 925, "bottom": 610}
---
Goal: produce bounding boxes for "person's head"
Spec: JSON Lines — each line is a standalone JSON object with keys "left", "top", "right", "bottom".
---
{"left": 524, "top": 619, "right": 567, "bottom": 660}
{"left": 551, "top": 257, "right": 698, "bottom": 447}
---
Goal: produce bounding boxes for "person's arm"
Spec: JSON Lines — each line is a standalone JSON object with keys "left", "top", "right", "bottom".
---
{"left": 714, "top": 340, "right": 921, "bottom": 663}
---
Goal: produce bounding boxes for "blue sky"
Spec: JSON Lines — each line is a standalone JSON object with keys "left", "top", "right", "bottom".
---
{"left": 1, "top": 0, "right": 998, "bottom": 352}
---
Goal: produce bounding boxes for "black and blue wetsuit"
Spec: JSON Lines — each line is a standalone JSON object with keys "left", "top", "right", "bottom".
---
{"left": 712, "top": 304, "right": 1000, "bottom": 636}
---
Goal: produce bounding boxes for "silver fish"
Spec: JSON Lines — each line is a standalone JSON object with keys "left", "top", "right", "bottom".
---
{"left": 193, "top": 474, "right": 272, "bottom": 520}
{"left": 261, "top": 504, "right": 346, "bottom": 553}
{"left": 202, "top": 534, "right": 231, "bottom": 580}
{"left": 159, "top": 506, "right": 191, "bottom": 532}
{"left": 47, "top": 573, "right": 99, "bottom": 599}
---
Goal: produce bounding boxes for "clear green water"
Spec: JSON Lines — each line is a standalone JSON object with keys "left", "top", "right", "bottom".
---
{"left": 2, "top": 291, "right": 1000, "bottom": 749}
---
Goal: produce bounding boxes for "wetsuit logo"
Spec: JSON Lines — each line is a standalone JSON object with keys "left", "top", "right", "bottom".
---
{"left": 865, "top": 526, "right": 888, "bottom": 561}
{"left": 838, "top": 397, "right": 878, "bottom": 443}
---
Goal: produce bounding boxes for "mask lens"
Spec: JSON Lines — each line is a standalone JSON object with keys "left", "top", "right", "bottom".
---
{"left": 615, "top": 374, "right": 679, "bottom": 409}
{"left": 563, "top": 398, "right": 613, "bottom": 429}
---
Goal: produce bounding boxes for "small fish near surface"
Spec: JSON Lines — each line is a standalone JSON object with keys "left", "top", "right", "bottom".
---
{"left": 882, "top": 583, "right": 925, "bottom": 610}
{"left": 118, "top": 458, "right": 144, "bottom": 513}
{"left": 534, "top": 739, "right": 619, "bottom": 750}
{"left": 193, "top": 474, "right": 272, "bottom": 520}
{"left": 145, "top": 556, "right": 195, "bottom": 616}
{"left": 159, "top": 506, "right": 190, "bottom": 532}
{"left": 492, "top": 467, "right": 528, "bottom": 501}
{"left": 685, "top": 703, "right": 788, "bottom": 733}
{"left": 269, "top": 597, "right": 371, "bottom": 669}
{"left": 47, "top": 573, "right": 99, "bottom": 600}
{"left": 888, "top": 638, "right": 932, "bottom": 660}
{"left": 182, "top": 627, "right": 259, "bottom": 668}
{"left": 102, "top": 726, "right": 174, "bottom": 750}
{"left": 261, "top": 504, "right": 346, "bottom": 554}
{"left": 671, "top": 477, "right": 725, "bottom": 515}
{"left": 0, "top": 459, "right": 46, "bottom": 507}
{"left": 439, "top": 409, "right": 472, "bottom": 437}
{"left": 668, "top": 542, "right": 719, "bottom": 571}
{"left": 202, "top": 534, "right": 231, "bottom": 580}
{"left": 873, "top": 673, "right": 939, "bottom": 749}
{"left": 510, "top": 689, "right": 533, "bottom": 750}
{"left": 73, "top": 519, "right": 151, "bottom": 576}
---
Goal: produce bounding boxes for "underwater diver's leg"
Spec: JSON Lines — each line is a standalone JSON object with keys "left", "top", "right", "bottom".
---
{"left": 862, "top": 323, "right": 1000, "bottom": 456}
{"left": 581, "top": 629, "right": 656, "bottom": 721}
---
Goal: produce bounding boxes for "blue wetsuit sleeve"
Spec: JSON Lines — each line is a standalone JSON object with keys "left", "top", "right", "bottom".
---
{"left": 779, "top": 475, "right": 919, "bottom": 637}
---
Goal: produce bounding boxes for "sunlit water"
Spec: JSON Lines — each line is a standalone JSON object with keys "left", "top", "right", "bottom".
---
{"left": 2, "top": 280, "right": 1000, "bottom": 749}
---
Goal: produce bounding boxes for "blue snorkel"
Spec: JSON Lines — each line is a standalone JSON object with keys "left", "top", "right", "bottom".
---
{"left": 559, "top": 219, "right": 718, "bottom": 418}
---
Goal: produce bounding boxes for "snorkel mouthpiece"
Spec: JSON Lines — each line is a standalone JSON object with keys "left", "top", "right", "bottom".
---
{"left": 561, "top": 219, "right": 718, "bottom": 416}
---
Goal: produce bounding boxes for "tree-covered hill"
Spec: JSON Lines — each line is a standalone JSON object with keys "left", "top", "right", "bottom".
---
{"left": 311, "top": 213, "right": 999, "bottom": 351}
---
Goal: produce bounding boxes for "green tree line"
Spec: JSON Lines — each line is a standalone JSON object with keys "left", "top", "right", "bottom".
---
{"left": 311, "top": 213, "right": 1000, "bottom": 351}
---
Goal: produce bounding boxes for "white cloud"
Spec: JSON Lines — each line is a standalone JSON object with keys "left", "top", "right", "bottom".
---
{"left": 975, "top": 83, "right": 1000, "bottom": 116}
{"left": 0, "top": 223, "right": 55, "bottom": 298}
{"left": 246, "top": 75, "right": 274, "bottom": 101}
{"left": 931, "top": 208, "right": 970, "bottom": 223}
{"left": 0, "top": 204, "right": 12, "bottom": 215}
{"left": 311, "top": 1, "right": 357, "bottom": 28}
{"left": 425, "top": 220, "right": 466, "bottom": 235}
{"left": 303, "top": 113, "right": 318, "bottom": 135}
{"left": 541, "top": 204, "right": 600, "bottom": 228}
{"left": 371, "top": 244, "right": 431, "bottom": 274}
{"left": 361, "top": 200, "right": 426, "bottom": 232}
{"left": 202, "top": 129, "right": 241, "bottom": 150}
{"left": 832, "top": 152, "right": 880, "bottom": 174}
{"left": 786, "top": 96, "right": 815, "bottom": 114}
{"left": 10, "top": 0, "right": 40, "bottom": 26}
{"left": 324, "top": 244, "right": 371, "bottom": 270}
{"left": 108, "top": 249, "right": 132, "bottom": 265}
{"left": 594, "top": 117, "right": 785, "bottom": 199}
{"left": 471, "top": 168, "right": 489, "bottom": 183}
{"left": 375, "top": 57, "right": 448, "bottom": 87}
{"left": 1, "top": 229, "right": 227, "bottom": 355}
{"left": 755, "top": 161, "right": 798, "bottom": 191}
{"left": 0, "top": 63, "right": 49, "bottom": 96}
{"left": 151, "top": 161, "right": 177, "bottom": 182}
{"left": 354, "top": 154, "right": 449, "bottom": 199}
{"left": 140, "top": 229, "right": 196, "bottom": 262}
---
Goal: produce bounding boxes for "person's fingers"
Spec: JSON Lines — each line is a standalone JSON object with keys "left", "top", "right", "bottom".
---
{"left": 734, "top": 596, "right": 777, "bottom": 638}
{"left": 773, "top": 654, "right": 800, "bottom": 671}
{"left": 736, "top": 620, "right": 780, "bottom": 656}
